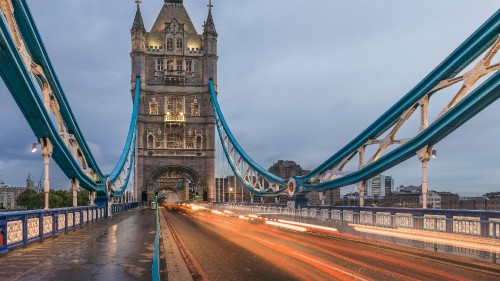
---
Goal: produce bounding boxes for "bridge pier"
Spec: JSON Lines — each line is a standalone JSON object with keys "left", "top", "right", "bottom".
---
{"left": 40, "top": 138, "right": 53, "bottom": 210}
{"left": 71, "top": 178, "right": 79, "bottom": 207}
{"left": 184, "top": 178, "right": 189, "bottom": 201}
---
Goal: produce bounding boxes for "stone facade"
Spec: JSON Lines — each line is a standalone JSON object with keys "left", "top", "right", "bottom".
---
{"left": 268, "top": 160, "right": 341, "bottom": 205}
{"left": 131, "top": 1, "right": 217, "bottom": 203}
{"left": 0, "top": 174, "right": 34, "bottom": 210}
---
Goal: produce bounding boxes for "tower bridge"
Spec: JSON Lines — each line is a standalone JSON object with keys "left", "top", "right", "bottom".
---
{"left": 0, "top": 1, "right": 499, "bottom": 279}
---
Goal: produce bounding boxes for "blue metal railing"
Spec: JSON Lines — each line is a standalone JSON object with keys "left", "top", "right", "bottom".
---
{"left": 215, "top": 203, "right": 500, "bottom": 238}
{"left": 152, "top": 202, "right": 160, "bottom": 281}
{"left": 0, "top": 203, "right": 138, "bottom": 254}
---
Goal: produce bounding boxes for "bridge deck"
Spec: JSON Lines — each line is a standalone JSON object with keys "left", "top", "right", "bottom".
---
{"left": 0, "top": 207, "right": 155, "bottom": 281}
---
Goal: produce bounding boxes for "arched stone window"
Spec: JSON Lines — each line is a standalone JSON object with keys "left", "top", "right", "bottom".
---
{"left": 176, "top": 38, "right": 183, "bottom": 50}
{"left": 147, "top": 134, "right": 154, "bottom": 149}
{"left": 166, "top": 96, "right": 184, "bottom": 114}
{"left": 195, "top": 135, "right": 203, "bottom": 149}
{"left": 149, "top": 98, "right": 159, "bottom": 115}
{"left": 191, "top": 97, "right": 200, "bottom": 116}
{"left": 166, "top": 38, "right": 174, "bottom": 51}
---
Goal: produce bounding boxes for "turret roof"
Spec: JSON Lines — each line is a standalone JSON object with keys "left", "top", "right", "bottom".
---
{"left": 131, "top": 3, "right": 146, "bottom": 32}
{"left": 147, "top": 1, "right": 200, "bottom": 47}
{"left": 203, "top": 3, "right": 217, "bottom": 36}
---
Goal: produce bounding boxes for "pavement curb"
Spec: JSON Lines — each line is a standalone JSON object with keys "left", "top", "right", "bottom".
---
{"left": 159, "top": 207, "right": 193, "bottom": 281}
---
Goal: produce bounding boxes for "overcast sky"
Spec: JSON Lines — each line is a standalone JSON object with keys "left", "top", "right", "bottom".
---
{"left": 0, "top": 1, "right": 499, "bottom": 196}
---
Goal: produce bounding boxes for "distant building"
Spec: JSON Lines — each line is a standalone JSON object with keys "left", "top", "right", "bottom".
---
{"left": 269, "top": 160, "right": 305, "bottom": 179}
{"left": 366, "top": 175, "right": 394, "bottom": 198}
{"left": 268, "top": 160, "right": 341, "bottom": 205}
{"left": 215, "top": 175, "right": 252, "bottom": 203}
{"left": 398, "top": 185, "right": 421, "bottom": 193}
{"left": 0, "top": 174, "right": 34, "bottom": 210}
{"left": 459, "top": 196, "right": 486, "bottom": 210}
{"left": 484, "top": 192, "right": 500, "bottom": 210}
{"left": 436, "top": 192, "right": 460, "bottom": 209}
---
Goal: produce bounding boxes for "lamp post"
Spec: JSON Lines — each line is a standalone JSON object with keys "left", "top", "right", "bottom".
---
{"left": 417, "top": 146, "right": 436, "bottom": 209}
{"left": 41, "top": 139, "right": 53, "bottom": 209}
{"left": 33, "top": 139, "right": 53, "bottom": 209}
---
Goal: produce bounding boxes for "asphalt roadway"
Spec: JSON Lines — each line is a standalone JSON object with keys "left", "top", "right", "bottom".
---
{"left": 164, "top": 206, "right": 500, "bottom": 281}
{"left": 0, "top": 207, "right": 155, "bottom": 281}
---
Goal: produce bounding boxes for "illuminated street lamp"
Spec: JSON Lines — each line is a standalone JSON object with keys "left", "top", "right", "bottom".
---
{"left": 32, "top": 139, "right": 52, "bottom": 209}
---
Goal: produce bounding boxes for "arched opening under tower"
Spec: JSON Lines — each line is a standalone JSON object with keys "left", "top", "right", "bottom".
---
{"left": 147, "top": 166, "right": 199, "bottom": 205}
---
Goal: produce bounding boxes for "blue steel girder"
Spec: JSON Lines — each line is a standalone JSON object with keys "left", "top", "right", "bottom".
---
{"left": 10, "top": 0, "right": 105, "bottom": 182}
{"left": 0, "top": 1, "right": 139, "bottom": 197}
{"left": 106, "top": 77, "right": 139, "bottom": 196}
{"left": 210, "top": 10, "right": 500, "bottom": 197}
{"left": 209, "top": 81, "right": 288, "bottom": 197}
{"left": 295, "top": 10, "right": 500, "bottom": 191}
{"left": 302, "top": 71, "right": 500, "bottom": 192}
{"left": 0, "top": 12, "right": 104, "bottom": 192}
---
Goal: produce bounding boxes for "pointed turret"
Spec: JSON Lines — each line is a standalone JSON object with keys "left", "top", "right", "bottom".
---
{"left": 203, "top": 1, "right": 217, "bottom": 37}
{"left": 130, "top": 1, "right": 146, "bottom": 91}
{"left": 202, "top": 0, "right": 218, "bottom": 85}
{"left": 131, "top": 1, "right": 146, "bottom": 32}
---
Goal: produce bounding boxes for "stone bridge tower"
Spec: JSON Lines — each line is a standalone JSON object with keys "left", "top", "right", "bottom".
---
{"left": 131, "top": 0, "right": 217, "bottom": 203}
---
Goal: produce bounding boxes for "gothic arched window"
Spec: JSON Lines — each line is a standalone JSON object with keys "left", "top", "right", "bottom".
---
{"left": 176, "top": 38, "right": 183, "bottom": 50}
{"left": 166, "top": 38, "right": 174, "bottom": 51}
{"left": 195, "top": 135, "right": 203, "bottom": 149}
{"left": 149, "top": 98, "right": 159, "bottom": 115}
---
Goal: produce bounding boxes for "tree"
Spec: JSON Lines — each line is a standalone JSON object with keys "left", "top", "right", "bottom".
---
{"left": 78, "top": 189, "right": 90, "bottom": 206}
{"left": 16, "top": 189, "right": 43, "bottom": 210}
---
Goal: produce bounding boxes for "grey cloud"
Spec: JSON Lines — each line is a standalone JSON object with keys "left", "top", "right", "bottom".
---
{"left": 0, "top": 0, "right": 498, "bottom": 197}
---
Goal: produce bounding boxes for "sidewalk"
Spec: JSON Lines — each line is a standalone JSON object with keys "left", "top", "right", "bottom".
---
{"left": 159, "top": 207, "right": 193, "bottom": 281}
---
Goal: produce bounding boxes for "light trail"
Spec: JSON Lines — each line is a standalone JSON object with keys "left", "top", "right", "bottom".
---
{"left": 168, "top": 207, "right": 500, "bottom": 280}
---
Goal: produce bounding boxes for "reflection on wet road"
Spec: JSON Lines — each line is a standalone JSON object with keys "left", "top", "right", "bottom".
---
{"left": 165, "top": 205, "right": 500, "bottom": 281}
{"left": 0, "top": 207, "right": 155, "bottom": 281}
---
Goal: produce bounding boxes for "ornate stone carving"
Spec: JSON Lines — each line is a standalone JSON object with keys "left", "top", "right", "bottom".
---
{"left": 58, "top": 214, "right": 66, "bottom": 230}
{"left": 453, "top": 216, "right": 480, "bottom": 236}
{"left": 395, "top": 213, "right": 414, "bottom": 228}
{"left": 43, "top": 216, "right": 53, "bottom": 235}
{"left": 424, "top": 215, "right": 446, "bottom": 232}
{"left": 75, "top": 212, "right": 81, "bottom": 226}
{"left": 67, "top": 213, "right": 74, "bottom": 227}
{"left": 27, "top": 218, "right": 40, "bottom": 239}
{"left": 7, "top": 220, "right": 23, "bottom": 245}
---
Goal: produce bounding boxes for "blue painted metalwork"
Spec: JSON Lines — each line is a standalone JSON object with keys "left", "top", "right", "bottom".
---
{"left": 12, "top": 0, "right": 105, "bottom": 182}
{"left": 0, "top": 11, "right": 102, "bottom": 191}
{"left": 209, "top": 81, "right": 287, "bottom": 196}
{"left": 152, "top": 202, "right": 161, "bottom": 281}
{"left": 0, "top": 2, "right": 140, "bottom": 197}
{"left": 0, "top": 203, "right": 138, "bottom": 254}
{"left": 302, "top": 71, "right": 500, "bottom": 192}
{"left": 108, "top": 76, "right": 140, "bottom": 192}
{"left": 215, "top": 203, "right": 500, "bottom": 238}
{"left": 297, "top": 10, "right": 500, "bottom": 187}
{"left": 210, "top": 10, "right": 500, "bottom": 197}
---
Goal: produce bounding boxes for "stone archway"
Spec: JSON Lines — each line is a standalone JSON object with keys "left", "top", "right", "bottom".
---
{"left": 146, "top": 166, "right": 200, "bottom": 204}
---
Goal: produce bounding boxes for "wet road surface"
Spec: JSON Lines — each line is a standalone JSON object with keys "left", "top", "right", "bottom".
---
{"left": 164, "top": 206, "right": 500, "bottom": 281}
{"left": 0, "top": 207, "right": 155, "bottom": 281}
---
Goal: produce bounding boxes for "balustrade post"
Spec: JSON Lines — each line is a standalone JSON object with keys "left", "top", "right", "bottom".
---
{"left": 480, "top": 214, "right": 489, "bottom": 238}
{"left": 445, "top": 213, "right": 453, "bottom": 234}
{"left": 390, "top": 211, "right": 396, "bottom": 229}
